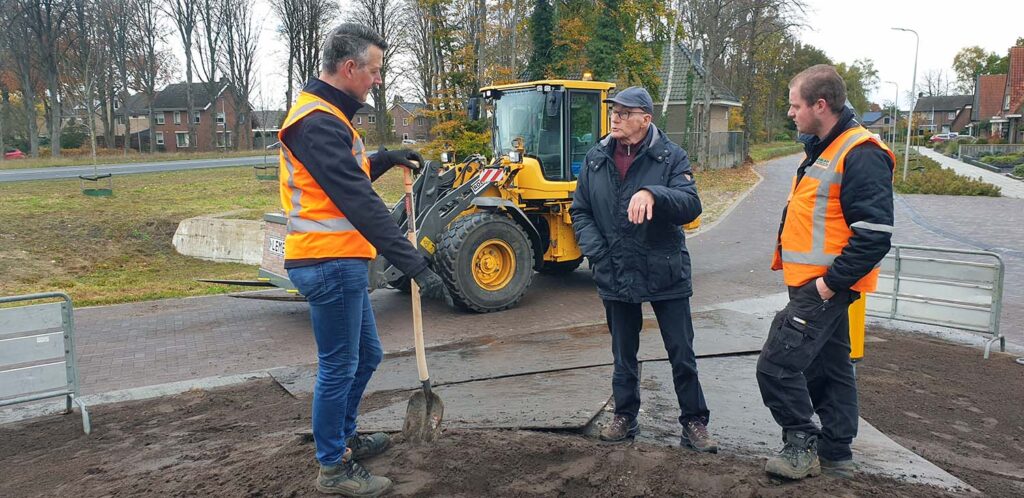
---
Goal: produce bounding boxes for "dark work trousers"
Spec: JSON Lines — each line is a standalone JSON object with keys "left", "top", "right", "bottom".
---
{"left": 756, "top": 281, "right": 860, "bottom": 461}
{"left": 604, "top": 297, "right": 710, "bottom": 426}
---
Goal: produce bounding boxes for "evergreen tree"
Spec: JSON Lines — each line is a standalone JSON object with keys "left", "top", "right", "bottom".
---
{"left": 527, "top": 0, "right": 555, "bottom": 79}
{"left": 587, "top": 0, "right": 623, "bottom": 82}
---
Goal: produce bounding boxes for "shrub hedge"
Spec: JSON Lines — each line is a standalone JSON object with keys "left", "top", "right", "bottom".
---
{"left": 894, "top": 155, "right": 1001, "bottom": 196}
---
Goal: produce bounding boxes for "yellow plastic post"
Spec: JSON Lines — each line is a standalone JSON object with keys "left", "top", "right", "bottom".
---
{"left": 848, "top": 291, "right": 866, "bottom": 361}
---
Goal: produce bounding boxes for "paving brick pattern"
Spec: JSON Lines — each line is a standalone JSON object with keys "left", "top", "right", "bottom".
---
{"left": 67, "top": 153, "right": 1024, "bottom": 395}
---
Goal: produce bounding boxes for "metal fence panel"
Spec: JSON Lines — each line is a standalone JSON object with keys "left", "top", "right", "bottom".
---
{"left": 0, "top": 293, "right": 90, "bottom": 433}
{"left": 0, "top": 362, "right": 67, "bottom": 400}
{"left": 0, "top": 302, "right": 64, "bottom": 338}
{"left": 664, "top": 131, "right": 746, "bottom": 169}
{"left": 0, "top": 332, "right": 66, "bottom": 365}
{"left": 866, "top": 244, "right": 1005, "bottom": 358}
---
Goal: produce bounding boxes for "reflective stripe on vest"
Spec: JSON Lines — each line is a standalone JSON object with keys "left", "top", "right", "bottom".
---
{"left": 277, "top": 92, "right": 375, "bottom": 260}
{"left": 776, "top": 126, "right": 895, "bottom": 292}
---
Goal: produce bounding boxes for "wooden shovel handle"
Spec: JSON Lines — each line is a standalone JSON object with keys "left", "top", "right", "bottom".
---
{"left": 404, "top": 165, "right": 430, "bottom": 383}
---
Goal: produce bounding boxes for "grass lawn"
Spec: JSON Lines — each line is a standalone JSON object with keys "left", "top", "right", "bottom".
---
{"left": 749, "top": 140, "right": 803, "bottom": 162}
{"left": 0, "top": 164, "right": 753, "bottom": 306}
{"left": 695, "top": 164, "right": 760, "bottom": 226}
{"left": 0, "top": 149, "right": 272, "bottom": 170}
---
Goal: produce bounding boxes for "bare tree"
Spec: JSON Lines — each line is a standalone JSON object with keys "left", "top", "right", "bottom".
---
{"left": 67, "top": 0, "right": 102, "bottom": 161}
{"left": 22, "top": 0, "right": 74, "bottom": 157}
{"left": 920, "top": 69, "right": 951, "bottom": 97}
{"left": 131, "top": 0, "right": 169, "bottom": 153}
{"left": 98, "top": 0, "right": 135, "bottom": 153}
{"left": 165, "top": 0, "right": 199, "bottom": 150}
{"left": 221, "top": 0, "right": 259, "bottom": 150}
{"left": 2, "top": 1, "right": 41, "bottom": 157}
{"left": 270, "top": 0, "right": 337, "bottom": 109}
{"left": 350, "top": 0, "right": 405, "bottom": 142}
{"left": 196, "top": 0, "right": 226, "bottom": 150}
{"left": 403, "top": 0, "right": 436, "bottom": 105}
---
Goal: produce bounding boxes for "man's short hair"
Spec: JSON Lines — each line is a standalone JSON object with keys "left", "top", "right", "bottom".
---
{"left": 321, "top": 23, "right": 388, "bottom": 74}
{"left": 790, "top": 65, "right": 847, "bottom": 114}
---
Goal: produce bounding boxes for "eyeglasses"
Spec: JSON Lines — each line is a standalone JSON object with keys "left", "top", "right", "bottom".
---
{"left": 610, "top": 109, "right": 647, "bottom": 120}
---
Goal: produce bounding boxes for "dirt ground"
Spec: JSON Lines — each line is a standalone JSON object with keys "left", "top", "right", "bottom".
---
{"left": 1, "top": 330, "right": 1020, "bottom": 497}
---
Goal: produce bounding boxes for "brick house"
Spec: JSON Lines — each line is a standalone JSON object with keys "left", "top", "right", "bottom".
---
{"left": 997, "top": 46, "right": 1024, "bottom": 143}
{"left": 349, "top": 103, "right": 377, "bottom": 141}
{"left": 144, "top": 81, "right": 252, "bottom": 152}
{"left": 912, "top": 95, "right": 973, "bottom": 135}
{"left": 389, "top": 101, "right": 433, "bottom": 142}
{"left": 972, "top": 74, "right": 1008, "bottom": 139}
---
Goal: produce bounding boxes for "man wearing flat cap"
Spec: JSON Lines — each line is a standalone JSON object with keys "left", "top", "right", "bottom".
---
{"left": 571, "top": 86, "right": 717, "bottom": 452}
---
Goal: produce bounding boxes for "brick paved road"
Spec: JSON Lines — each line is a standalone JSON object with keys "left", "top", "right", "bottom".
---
{"left": 67, "top": 153, "right": 1024, "bottom": 395}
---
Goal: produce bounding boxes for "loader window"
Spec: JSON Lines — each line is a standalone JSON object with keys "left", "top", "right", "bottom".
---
{"left": 569, "top": 91, "right": 601, "bottom": 179}
{"left": 492, "top": 89, "right": 566, "bottom": 181}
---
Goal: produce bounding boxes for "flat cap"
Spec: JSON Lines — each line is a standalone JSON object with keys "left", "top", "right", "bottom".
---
{"left": 603, "top": 86, "right": 654, "bottom": 114}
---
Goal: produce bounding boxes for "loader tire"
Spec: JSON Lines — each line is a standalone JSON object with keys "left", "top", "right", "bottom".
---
{"left": 436, "top": 212, "right": 534, "bottom": 313}
{"left": 537, "top": 257, "right": 583, "bottom": 275}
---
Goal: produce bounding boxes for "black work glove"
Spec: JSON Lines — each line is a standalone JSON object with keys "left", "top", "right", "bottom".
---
{"left": 380, "top": 147, "right": 425, "bottom": 173}
{"left": 413, "top": 267, "right": 449, "bottom": 302}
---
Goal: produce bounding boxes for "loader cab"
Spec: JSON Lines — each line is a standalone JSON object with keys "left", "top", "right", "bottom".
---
{"left": 482, "top": 80, "right": 615, "bottom": 182}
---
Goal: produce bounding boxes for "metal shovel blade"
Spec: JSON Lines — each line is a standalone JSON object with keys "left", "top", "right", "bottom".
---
{"left": 402, "top": 386, "right": 444, "bottom": 443}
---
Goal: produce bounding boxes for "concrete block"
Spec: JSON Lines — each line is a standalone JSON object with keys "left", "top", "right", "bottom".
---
{"left": 172, "top": 211, "right": 264, "bottom": 265}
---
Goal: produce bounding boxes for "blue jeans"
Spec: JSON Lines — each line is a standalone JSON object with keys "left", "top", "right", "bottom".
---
{"left": 288, "top": 259, "right": 384, "bottom": 466}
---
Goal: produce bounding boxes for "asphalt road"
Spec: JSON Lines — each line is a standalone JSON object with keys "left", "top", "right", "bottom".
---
{"left": 0, "top": 155, "right": 273, "bottom": 182}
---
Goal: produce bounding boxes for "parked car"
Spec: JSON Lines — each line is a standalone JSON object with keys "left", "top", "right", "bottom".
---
{"left": 4, "top": 147, "right": 26, "bottom": 159}
{"left": 401, "top": 138, "right": 417, "bottom": 145}
{"left": 929, "top": 132, "right": 960, "bottom": 143}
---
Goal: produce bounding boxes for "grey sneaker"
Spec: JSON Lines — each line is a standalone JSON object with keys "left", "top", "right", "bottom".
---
{"left": 346, "top": 432, "right": 391, "bottom": 460}
{"left": 764, "top": 431, "right": 821, "bottom": 480}
{"left": 820, "top": 457, "right": 855, "bottom": 479}
{"left": 680, "top": 419, "right": 719, "bottom": 453}
{"left": 316, "top": 459, "right": 392, "bottom": 497}
{"left": 599, "top": 415, "right": 639, "bottom": 442}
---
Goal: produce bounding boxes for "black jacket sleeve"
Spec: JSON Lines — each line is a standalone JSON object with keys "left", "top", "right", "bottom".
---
{"left": 368, "top": 150, "right": 393, "bottom": 181}
{"left": 643, "top": 148, "right": 702, "bottom": 225}
{"left": 570, "top": 158, "right": 610, "bottom": 261}
{"left": 824, "top": 143, "right": 894, "bottom": 292}
{"left": 282, "top": 112, "right": 429, "bottom": 278}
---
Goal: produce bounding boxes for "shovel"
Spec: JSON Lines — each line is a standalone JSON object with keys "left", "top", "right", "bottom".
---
{"left": 400, "top": 165, "right": 445, "bottom": 443}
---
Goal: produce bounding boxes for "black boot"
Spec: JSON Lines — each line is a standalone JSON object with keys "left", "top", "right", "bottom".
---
{"left": 764, "top": 431, "right": 821, "bottom": 480}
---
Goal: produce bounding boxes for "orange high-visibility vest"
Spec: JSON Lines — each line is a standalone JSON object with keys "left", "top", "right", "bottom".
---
{"left": 277, "top": 91, "right": 376, "bottom": 261}
{"left": 771, "top": 126, "right": 895, "bottom": 293}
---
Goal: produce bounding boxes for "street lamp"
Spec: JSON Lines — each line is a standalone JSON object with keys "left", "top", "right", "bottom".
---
{"left": 885, "top": 80, "right": 898, "bottom": 144}
{"left": 892, "top": 27, "right": 919, "bottom": 181}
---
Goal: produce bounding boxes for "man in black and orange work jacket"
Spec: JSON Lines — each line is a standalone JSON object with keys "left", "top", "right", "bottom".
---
{"left": 278, "top": 24, "right": 446, "bottom": 497}
{"left": 757, "top": 64, "right": 895, "bottom": 481}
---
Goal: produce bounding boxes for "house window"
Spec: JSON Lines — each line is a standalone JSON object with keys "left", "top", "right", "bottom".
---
{"left": 175, "top": 132, "right": 189, "bottom": 148}
{"left": 216, "top": 131, "right": 232, "bottom": 148}
{"left": 217, "top": 112, "right": 225, "bottom": 124}
{"left": 368, "top": 115, "right": 376, "bottom": 124}
{"left": 155, "top": 112, "right": 165, "bottom": 125}
{"left": 403, "top": 133, "right": 409, "bottom": 140}
{"left": 355, "top": 116, "right": 362, "bottom": 125}
{"left": 883, "top": 117, "right": 890, "bottom": 124}
{"left": 402, "top": 117, "right": 409, "bottom": 126}
{"left": 193, "top": 111, "right": 201, "bottom": 124}
{"left": 174, "top": 111, "right": 181, "bottom": 125}
{"left": 155, "top": 131, "right": 165, "bottom": 145}
{"left": 116, "top": 115, "right": 125, "bottom": 125}
{"left": 947, "top": 111, "right": 956, "bottom": 120}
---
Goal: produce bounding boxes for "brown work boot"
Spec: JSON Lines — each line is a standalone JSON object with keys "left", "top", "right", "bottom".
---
{"left": 599, "top": 415, "right": 639, "bottom": 442}
{"left": 820, "top": 457, "right": 856, "bottom": 479}
{"left": 346, "top": 432, "right": 391, "bottom": 460}
{"left": 764, "top": 431, "right": 821, "bottom": 480}
{"left": 315, "top": 455, "right": 392, "bottom": 497}
{"left": 680, "top": 419, "right": 719, "bottom": 453}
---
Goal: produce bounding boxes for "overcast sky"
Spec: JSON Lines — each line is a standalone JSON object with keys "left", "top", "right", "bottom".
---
{"left": 170, "top": 0, "right": 1022, "bottom": 112}
{"left": 797, "top": 0, "right": 1021, "bottom": 109}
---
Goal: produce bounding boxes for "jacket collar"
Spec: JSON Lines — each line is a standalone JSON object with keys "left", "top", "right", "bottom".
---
{"left": 302, "top": 78, "right": 365, "bottom": 120}
{"left": 599, "top": 123, "right": 661, "bottom": 157}
{"left": 802, "top": 107, "right": 858, "bottom": 158}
